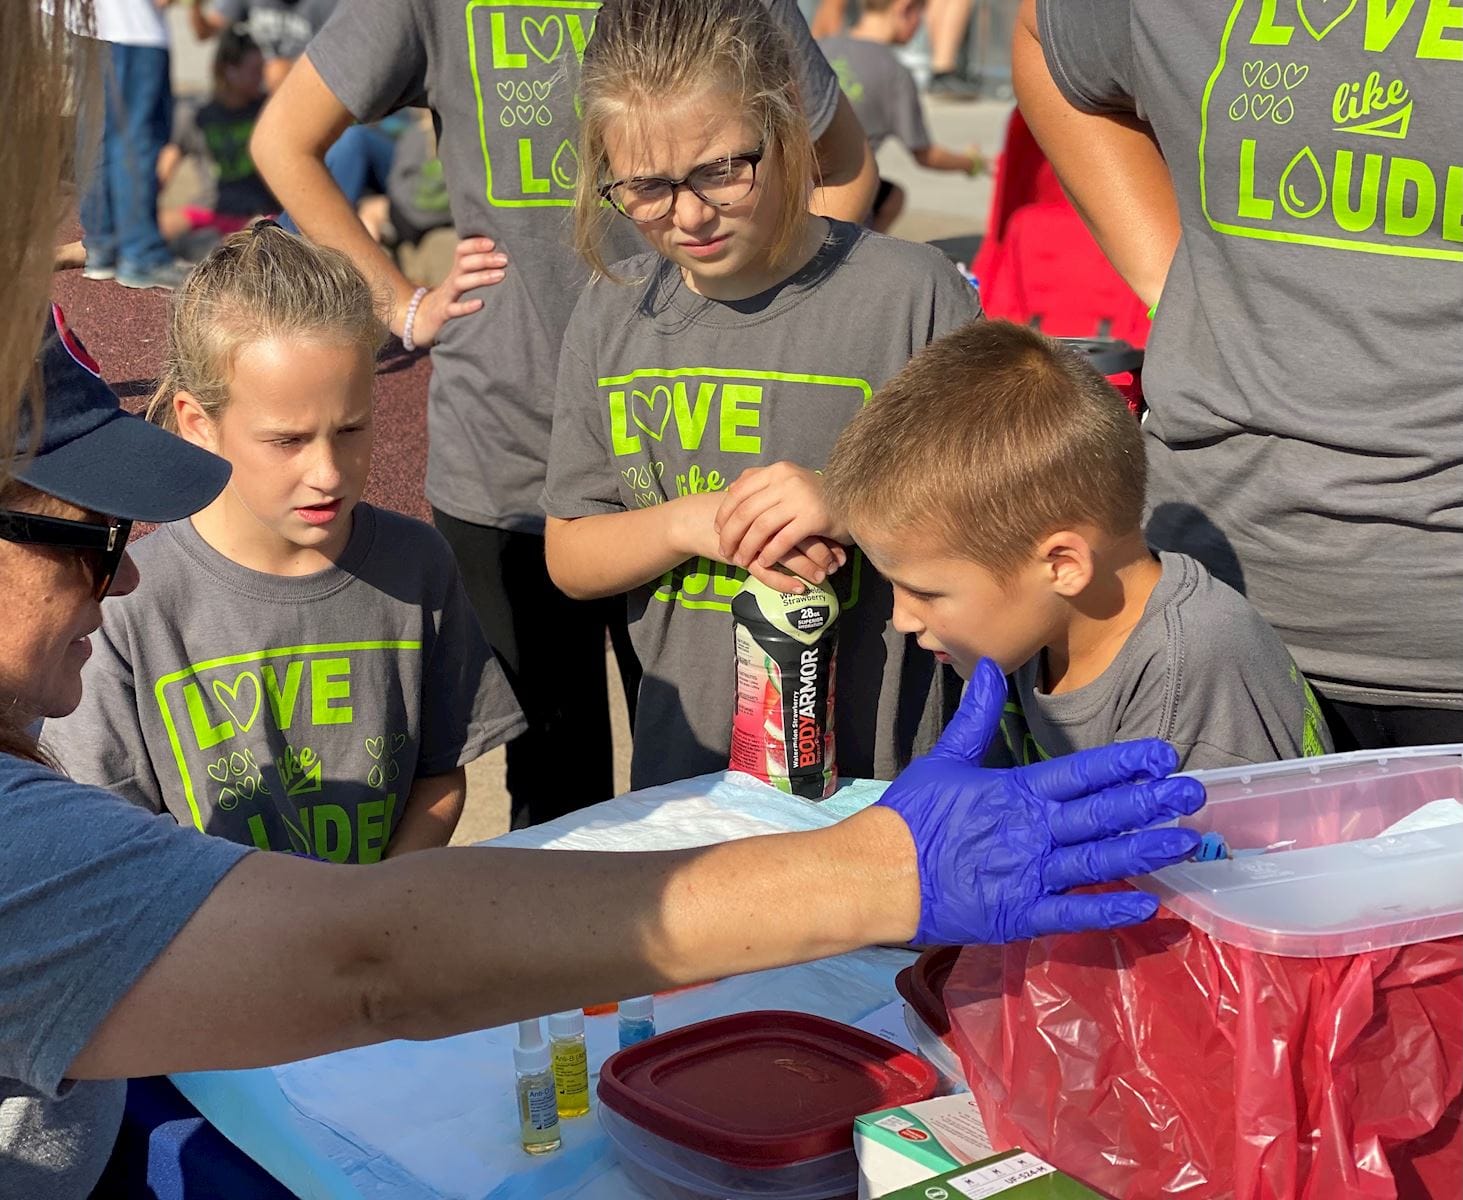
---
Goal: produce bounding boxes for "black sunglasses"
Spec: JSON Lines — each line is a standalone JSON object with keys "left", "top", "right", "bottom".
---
{"left": 0, "top": 509, "right": 133, "bottom": 600}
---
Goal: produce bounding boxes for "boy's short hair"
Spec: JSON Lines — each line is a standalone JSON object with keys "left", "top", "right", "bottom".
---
{"left": 823, "top": 320, "right": 1146, "bottom": 577}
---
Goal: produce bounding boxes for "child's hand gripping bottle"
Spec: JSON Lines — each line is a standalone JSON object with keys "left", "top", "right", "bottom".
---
{"left": 729, "top": 575, "right": 840, "bottom": 801}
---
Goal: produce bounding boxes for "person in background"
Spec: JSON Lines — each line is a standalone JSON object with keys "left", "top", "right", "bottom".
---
{"left": 824, "top": 320, "right": 1332, "bottom": 771}
{"left": 190, "top": 0, "right": 394, "bottom": 223}
{"left": 251, "top": 0, "right": 879, "bottom": 827}
{"left": 157, "top": 28, "right": 278, "bottom": 245}
{"left": 820, "top": 0, "right": 987, "bottom": 230}
{"left": 1013, "top": 0, "right": 1463, "bottom": 749}
{"left": 81, "top": 0, "right": 190, "bottom": 290}
{"left": 812, "top": 0, "right": 980, "bottom": 99}
{"left": 543, "top": 0, "right": 979, "bottom": 789}
{"left": 42, "top": 225, "right": 526, "bottom": 859}
{"left": 190, "top": 0, "right": 337, "bottom": 92}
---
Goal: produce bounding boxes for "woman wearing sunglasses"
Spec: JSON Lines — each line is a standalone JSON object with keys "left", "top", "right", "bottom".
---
{"left": 0, "top": 13, "right": 1204, "bottom": 1198}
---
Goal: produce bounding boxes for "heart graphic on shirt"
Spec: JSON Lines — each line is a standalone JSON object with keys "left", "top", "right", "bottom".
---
{"left": 206, "top": 758, "right": 230, "bottom": 783}
{"left": 1251, "top": 93, "right": 1276, "bottom": 120}
{"left": 496, "top": 81, "right": 514, "bottom": 102}
{"left": 1297, "top": 0, "right": 1356, "bottom": 42}
{"left": 213, "top": 671, "right": 261, "bottom": 734}
{"left": 236, "top": 776, "right": 258, "bottom": 801}
{"left": 522, "top": 14, "right": 564, "bottom": 64}
{"left": 532, "top": 80, "right": 552, "bottom": 102}
{"left": 516, "top": 104, "right": 537, "bottom": 126}
{"left": 551, "top": 140, "right": 580, "bottom": 189}
{"left": 631, "top": 386, "right": 674, "bottom": 441}
{"left": 1241, "top": 60, "right": 1262, "bottom": 87}
{"left": 391, "top": 733, "right": 407, "bottom": 753}
{"left": 1283, "top": 63, "right": 1309, "bottom": 90}
{"left": 365, "top": 735, "right": 385, "bottom": 759}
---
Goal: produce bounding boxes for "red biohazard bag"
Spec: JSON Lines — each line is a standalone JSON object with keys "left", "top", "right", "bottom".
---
{"left": 944, "top": 917, "right": 1462, "bottom": 1199}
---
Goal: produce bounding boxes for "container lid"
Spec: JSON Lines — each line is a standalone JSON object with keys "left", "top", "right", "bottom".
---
{"left": 1144, "top": 746, "right": 1463, "bottom": 957}
{"left": 598, "top": 1010, "right": 938, "bottom": 1168}
{"left": 893, "top": 946, "right": 960, "bottom": 1039}
{"left": 620, "top": 995, "right": 654, "bottom": 1021}
{"left": 548, "top": 1010, "right": 584, "bottom": 1039}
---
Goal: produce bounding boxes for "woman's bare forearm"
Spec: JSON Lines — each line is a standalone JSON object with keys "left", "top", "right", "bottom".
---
{"left": 1012, "top": 0, "right": 1179, "bottom": 306}
{"left": 69, "top": 807, "right": 918, "bottom": 1079}
{"left": 251, "top": 56, "right": 421, "bottom": 330}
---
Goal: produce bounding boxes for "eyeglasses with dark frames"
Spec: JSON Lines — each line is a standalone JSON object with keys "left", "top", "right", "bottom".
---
{"left": 600, "top": 145, "right": 765, "bottom": 224}
{"left": 0, "top": 509, "right": 133, "bottom": 600}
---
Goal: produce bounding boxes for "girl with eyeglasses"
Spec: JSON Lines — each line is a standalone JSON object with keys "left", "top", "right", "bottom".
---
{"left": 543, "top": 0, "right": 982, "bottom": 789}
{"left": 42, "top": 225, "right": 526, "bottom": 862}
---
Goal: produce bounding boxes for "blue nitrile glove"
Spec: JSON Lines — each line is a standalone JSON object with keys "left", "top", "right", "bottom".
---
{"left": 878, "top": 658, "right": 1205, "bottom": 944}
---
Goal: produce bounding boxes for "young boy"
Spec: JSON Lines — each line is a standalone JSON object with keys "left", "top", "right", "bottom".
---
{"left": 818, "top": 0, "right": 986, "bottom": 231}
{"left": 822, "top": 321, "right": 1332, "bottom": 771}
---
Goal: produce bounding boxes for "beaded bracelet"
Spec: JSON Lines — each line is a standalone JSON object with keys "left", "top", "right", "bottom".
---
{"left": 401, "top": 287, "right": 430, "bottom": 352}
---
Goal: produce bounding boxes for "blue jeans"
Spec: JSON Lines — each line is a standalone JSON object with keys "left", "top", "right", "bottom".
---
{"left": 80, "top": 42, "right": 173, "bottom": 272}
{"left": 280, "top": 123, "right": 396, "bottom": 233}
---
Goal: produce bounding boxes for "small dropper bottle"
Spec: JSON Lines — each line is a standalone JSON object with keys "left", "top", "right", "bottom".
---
{"left": 514, "top": 1019, "right": 561, "bottom": 1155}
{"left": 618, "top": 996, "right": 656, "bottom": 1049}
{"left": 547, "top": 1009, "right": 590, "bottom": 1118}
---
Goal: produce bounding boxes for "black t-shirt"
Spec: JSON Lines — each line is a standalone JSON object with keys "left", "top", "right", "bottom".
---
{"left": 175, "top": 97, "right": 277, "bottom": 217}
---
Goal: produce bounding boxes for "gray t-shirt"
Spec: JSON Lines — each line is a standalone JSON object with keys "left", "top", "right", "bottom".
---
{"left": 0, "top": 754, "right": 250, "bottom": 1200}
{"left": 211, "top": 0, "right": 337, "bottom": 61}
{"left": 1038, "top": 0, "right": 1463, "bottom": 707}
{"left": 42, "top": 505, "right": 525, "bottom": 861}
{"left": 542, "top": 221, "right": 982, "bottom": 787}
{"left": 306, "top": 0, "right": 842, "bottom": 533}
{"left": 993, "top": 552, "right": 1332, "bottom": 772}
{"left": 819, "top": 33, "right": 929, "bottom": 153}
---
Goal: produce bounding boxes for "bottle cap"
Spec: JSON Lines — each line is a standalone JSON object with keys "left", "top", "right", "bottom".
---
{"left": 548, "top": 1009, "right": 584, "bottom": 1039}
{"left": 620, "top": 995, "right": 654, "bottom": 1021}
{"left": 514, "top": 1018, "right": 550, "bottom": 1074}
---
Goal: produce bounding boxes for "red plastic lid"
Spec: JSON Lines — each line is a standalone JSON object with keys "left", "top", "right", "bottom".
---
{"left": 894, "top": 945, "right": 960, "bottom": 1039}
{"left": 597, "top": 1010, "right": 938, "bottom": 1168}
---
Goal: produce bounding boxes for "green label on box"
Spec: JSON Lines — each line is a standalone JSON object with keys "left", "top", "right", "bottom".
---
{"left": 878, "top": 1149, "right": 1102, "bottom": 1199}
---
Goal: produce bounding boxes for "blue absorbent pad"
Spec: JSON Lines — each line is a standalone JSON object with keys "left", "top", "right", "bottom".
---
{"left": 174, "top": 772, "right": 902, "bottom": 1200}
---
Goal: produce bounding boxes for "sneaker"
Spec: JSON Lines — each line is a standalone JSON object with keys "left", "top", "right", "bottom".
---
{"left": 82, "top": 260, "right": 116, "bottom": 281}
{"left": 115, "top": 259, "right": 192, "bottom": 291}
{"left": 927, "top": 71, "right": 983, "bottom": 101}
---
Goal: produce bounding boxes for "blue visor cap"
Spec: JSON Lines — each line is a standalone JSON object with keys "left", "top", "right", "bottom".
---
{"left": 12, "top": 305, "right": 231, "bottom": 522}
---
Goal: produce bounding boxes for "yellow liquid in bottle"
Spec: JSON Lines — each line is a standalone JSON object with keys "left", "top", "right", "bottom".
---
{"left": 551, "top": 1036, "right": 590, "bottom": 1118}
{"left": 517, "top": 1070, "right": 562, "bottom": 1154}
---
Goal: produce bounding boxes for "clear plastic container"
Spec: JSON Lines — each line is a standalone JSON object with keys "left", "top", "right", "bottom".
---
{"left": 598, "top": 1010, "right": 937, "bottom": 1199}
{"left": 901, "top": 1005, "right": 966, "bottom": 1095}
{"left": 1146, "top": 745, "right": 1463, "bottom": 956}
{"left": 600, "top": 1104, "right": 855, "bottom": 1200}
{"left": 893, "top": 947, "right": 967, "bottom": 1094}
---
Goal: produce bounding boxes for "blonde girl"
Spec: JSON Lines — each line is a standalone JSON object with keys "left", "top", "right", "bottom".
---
{"left": 43, "top": 224, "right": 525, "bottom": 860}
{"left": 543, "top": 0, "right": 982, "bottom": 789}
